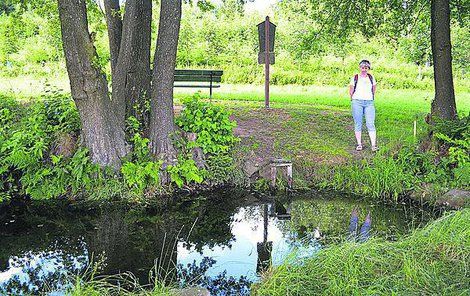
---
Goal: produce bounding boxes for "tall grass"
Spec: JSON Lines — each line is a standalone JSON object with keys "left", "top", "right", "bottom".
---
{"left": 67, "top": 273, "right": 175, "bottom": 296}
{"left": 253, "top": 209, "right": 470, "bottom": 296}
{"left": 66, "top": 249, "right": 178, "bottom": 296}
{"left": 314, "top": 156, "right": 417, "bottom": 202}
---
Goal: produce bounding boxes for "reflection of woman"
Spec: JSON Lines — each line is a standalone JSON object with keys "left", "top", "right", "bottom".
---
{"left": 349, "top": 60, "right": 378, "bottom": 151}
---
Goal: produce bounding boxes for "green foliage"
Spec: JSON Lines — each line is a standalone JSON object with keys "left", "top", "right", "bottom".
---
{"left": 21, "top": 148, "right": 100, "bottom": 200}
{"left": 0, "top": 93, "right": 102, "bottom": 201}
{"left": 205, "top": 153, "right": 236, "bottom": 184}
{"left": 121, "top": 160, "right": 161, "bottom": 193}
{"left": 432, "top": 114, "right": 470, "bottom": 188}
{"left": 396, "top": 147, "right": 448, "bottom": 185}
{"left": 314, "top": 121, "right": 470, "bottom": 200}
{"left": 176, "top": 94, "right": 238, "bottom": 155}
{"left": 452, "top": 24, "right": 470, "bottom": 73}
{"left": 315, "top": 132, "right": 469, "bottom": 201}
{"left": 67, "top": 258, "right": 176, "bottom": 296}
{"left": 0, "top": 1, "right": 63, "bottom": 76}
{"left": 121, "top": 120, "right": 163, "bottom": 194}
{"left": 0, "top": 93, "right": 240, "bottom": 200}
{"left": 174, "top": 94, "right": 239, "bottom": 186}
{"left": 42, "top": 88, "right": 81, "bottom": 133}
{"left": 0, "top": 94, "right": 22, "bottom": 131}
{"left": 167, "top": 156, "right": 204, "bottom": 188}
{"left": 3, "top": 1, "right": 469, "bottom": 90}
{"left": 317, "top": 156, "right": 416, "bottom": 202}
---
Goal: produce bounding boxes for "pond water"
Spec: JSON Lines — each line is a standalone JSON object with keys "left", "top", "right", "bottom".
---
{"left": 0, "top": 189, "right": 436, "bottom": 295}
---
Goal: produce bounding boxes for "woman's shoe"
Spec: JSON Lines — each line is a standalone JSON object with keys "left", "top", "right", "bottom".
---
{"left": 356, "top": 144, "right": 363, "bottom": 151}
{"left": 371, "top": 146, "right": 379, "bottom": 152}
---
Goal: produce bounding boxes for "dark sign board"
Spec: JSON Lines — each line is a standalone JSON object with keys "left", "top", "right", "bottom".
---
{"left": 257, "top": 20, "right": 276, "bottom": 53}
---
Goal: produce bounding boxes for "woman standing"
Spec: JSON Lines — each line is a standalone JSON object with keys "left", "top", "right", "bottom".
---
{"left": 349, "top": 60, "right": 378, "bottom": 151}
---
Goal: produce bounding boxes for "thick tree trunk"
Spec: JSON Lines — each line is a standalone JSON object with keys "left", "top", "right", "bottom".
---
{"left": 150, "top": 0, "right": 182, "bottom": 158}
{"left": 58, "top": 0, "right": 128, "bottom": 169}
{"left": 112, "top": 0, "right": 152, "bottom": 125}
{"left": 430, "top": 0, "right": 457, "bottom": 120}
{"left": 103, "top": 0, "right": 122, "bottom": 78}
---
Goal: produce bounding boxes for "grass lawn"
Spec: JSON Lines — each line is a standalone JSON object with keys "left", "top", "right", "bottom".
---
{"left": 3, "top": 79, "right": 469, "bottom": 170}
{"left": 174, "top": 84, "right": 470, "bottom": 165}
{"left": 179, "top": 85, "right": 470, "bottom": 198}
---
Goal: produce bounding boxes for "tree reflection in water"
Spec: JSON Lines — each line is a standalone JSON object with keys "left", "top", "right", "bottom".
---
{"left": 0, "top": 238, "right": 88, "bottom": 295}
{"left": 178, "top": 257, "right": 252, "bottom": 296}
{"left": 0, "top": 189, "right": 435, "bottom": 295}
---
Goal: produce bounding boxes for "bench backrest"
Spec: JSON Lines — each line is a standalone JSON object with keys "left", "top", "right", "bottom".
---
{"left": 174, "top": 69, "right": 223, "bottom": 82}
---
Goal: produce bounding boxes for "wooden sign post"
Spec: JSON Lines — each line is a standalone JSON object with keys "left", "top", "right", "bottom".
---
{"left": 257, "top": 17, "right": 276, "bottom": 109}
{"left": 264, "top": 17, "right": 270, "bottom": 108}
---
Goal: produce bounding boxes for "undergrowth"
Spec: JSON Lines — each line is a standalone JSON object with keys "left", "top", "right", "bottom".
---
{"left": 0, "top": 92, "right": 239, "bottom": 202}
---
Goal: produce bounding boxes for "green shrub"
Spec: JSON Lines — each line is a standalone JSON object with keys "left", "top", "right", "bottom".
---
{"left": 20, "top": 148, "right": 99, "bottom": 199}
{"left": 42, "top": 89, "right": 81, "bottom": 133}
{"left": 313, "top": 113, "right": 470, "bottom": 201}
{"left": 433, "top": 114, "right": 470, "bottom": 189}
{"left": 121, "top": 160, "right": 161, "bottom": 192}
{"left": 175, "top": 94, "right": 239, "bottom": 186}
{"left": 167, "top": 156, "right": 204, "bottom": 188}
{"left": 176, "top": 94, "right": 238, "bottom": 155}
{"left": 205, "top": 153, "right": 236, "bottom": 184}
{"left": 0, "top": 93, "right": 99, "bottom": 200}
{"left": 121, "top": 122, "right": 163, "bottom": 194}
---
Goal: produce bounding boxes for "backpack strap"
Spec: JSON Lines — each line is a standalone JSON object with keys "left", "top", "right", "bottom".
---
{"left": 353, "top": 74, "right": 359, "bottom": 94}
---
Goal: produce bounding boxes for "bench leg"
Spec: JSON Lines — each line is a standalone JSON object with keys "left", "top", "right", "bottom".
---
{"left": 210, "top": 79, "right": 213, "bottom": 99}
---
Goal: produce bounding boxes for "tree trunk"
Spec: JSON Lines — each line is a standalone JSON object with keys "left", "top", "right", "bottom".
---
{"left": 430, "top": 0, "right": 457, "bottom": 120}
{"left": 58, "top": 0, "right": 128, "bottom": 169}
{"left": 150, "top": 0, "right": 182, "bottom": 158}
{"left": 103, "top": 0, "right": 122, "bottom": 79}
{"left": 112, "top": 0, "right": 152, "bottom": 126}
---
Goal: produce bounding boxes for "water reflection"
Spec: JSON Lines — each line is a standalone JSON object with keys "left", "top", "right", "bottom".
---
{"left": 348, "top": 208, "right": 372, "bottom": 242}
{"left": 0, "top": 238, "right": 88, "bottom": 295}
{"left": 0, "top": 190, "right": 435, "bottom": 295}
{"left": 176, "top": 202, "right": 322, "bottom": 291}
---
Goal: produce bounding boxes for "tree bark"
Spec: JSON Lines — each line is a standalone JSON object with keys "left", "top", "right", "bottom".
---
{"left": 112, "top": 0, "right": 152, "bottom": 126}
{"left": 430, "top": 0, "right": 457, "bottom": 120}
{"left": 150, "top": 0, "right": 182, "bottom": 158}
{"left": 57, "top": 0, "right": 128, "bottom": 169}
{"left": 103, "top": 0, "right": 122, "bottom": 79}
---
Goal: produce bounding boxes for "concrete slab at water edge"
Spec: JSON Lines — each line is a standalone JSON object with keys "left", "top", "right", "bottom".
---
{"left": 436, "top": 189, "right": 470, "bottom": 209}
{"left": 177, "top": 287, "right": 210, "bottom": 296}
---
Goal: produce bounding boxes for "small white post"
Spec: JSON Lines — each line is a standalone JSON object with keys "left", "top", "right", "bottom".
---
{"left": 287, "top": 164, "right": 293, "bottom": 189}
{"left": 413, "top": 120, "right": 417, "bottom": 138}
{"left": 270, "top": 166, "right": 277, "bottom": 188}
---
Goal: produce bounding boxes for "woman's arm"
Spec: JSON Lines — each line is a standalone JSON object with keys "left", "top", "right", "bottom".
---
{"left": 372, "top": 84, "right": 377, "bottom": 96}
{"left": 349, "top": 85, "right": 354, "bottom": 99}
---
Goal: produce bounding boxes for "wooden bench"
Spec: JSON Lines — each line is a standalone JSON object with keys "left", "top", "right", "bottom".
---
{"left": 173, "top": 69, "right": 223, "bottom": 98}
